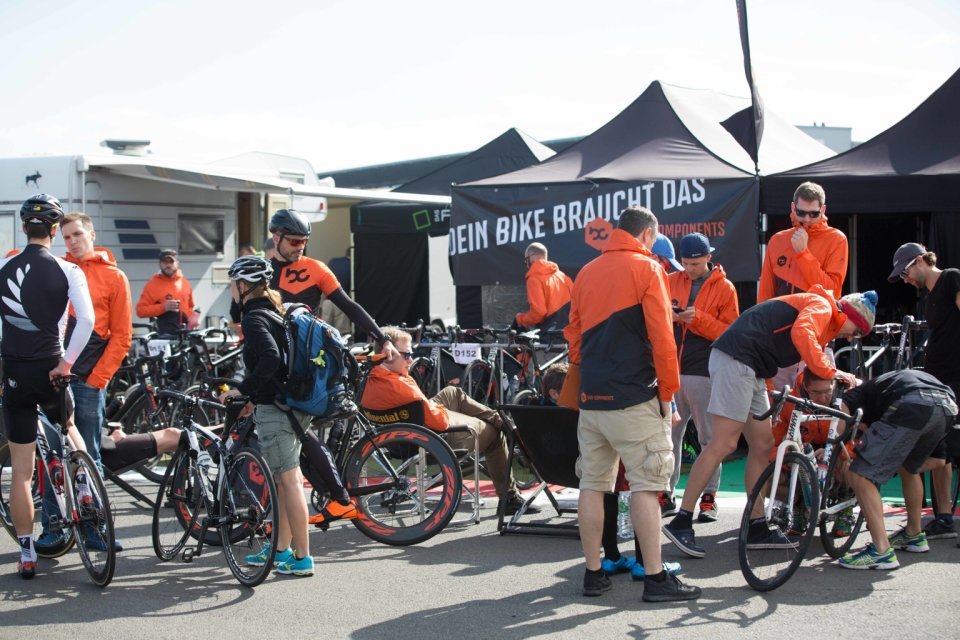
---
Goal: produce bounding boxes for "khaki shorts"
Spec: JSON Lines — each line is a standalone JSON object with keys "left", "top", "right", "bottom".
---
{"left": 576, "top": 398, "right": 674, "bottom": 493}
{"left": 254, "top": 404, "right": 309, "bottom": 474}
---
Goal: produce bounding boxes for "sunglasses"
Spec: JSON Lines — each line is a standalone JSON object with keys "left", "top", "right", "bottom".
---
{"left": 794, "top": 207, "right": 822, "bottom": 219}
{"left": 900, "top": 256, "right": 920, "bottom": 279}
{"left": 285, "top": 237, "right": 308, "bottom": 248}
{"left": 523, "top": 256, "right": 532, "bottom": 268}
{"left": 399, "top": 351, "right": 413, "bottom": 361}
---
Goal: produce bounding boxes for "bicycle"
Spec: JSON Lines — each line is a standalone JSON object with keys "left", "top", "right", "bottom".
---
{"left": 737, "top": 385, "right": 862, "bottom": 591}
{"left": 0, "top": 376, "right": 116, "bottom": 586}
{"left": 306, "top": 351, "right": 463, "bottom": 545}
{"left": 151, "top": 389, "right": 278, "bottom": 587}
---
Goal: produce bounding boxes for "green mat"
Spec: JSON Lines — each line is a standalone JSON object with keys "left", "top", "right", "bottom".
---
{"left": 675, "top": 455, "right": 910, "bottom": 506}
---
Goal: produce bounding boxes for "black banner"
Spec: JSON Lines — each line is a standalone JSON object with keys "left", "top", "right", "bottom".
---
{"left": 351, "top": 202, "right": 451, "bottom": 236}
{"left": 736, "top": 0, "right": 764, "bottom": 167}
{"left": 450, "top": 178, "right": 760, "bottom": 285}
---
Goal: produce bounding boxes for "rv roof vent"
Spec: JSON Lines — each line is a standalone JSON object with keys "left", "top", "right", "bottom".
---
{"left": 100, "top": 139, "right": 152, "bottom": 156}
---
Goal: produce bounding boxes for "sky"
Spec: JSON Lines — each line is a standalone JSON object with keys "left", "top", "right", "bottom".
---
{"left": 1, "top": 0, "right": 958, "bottom": 174}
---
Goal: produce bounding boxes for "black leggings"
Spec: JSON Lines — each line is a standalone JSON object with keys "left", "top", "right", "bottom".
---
{"left": 602, "top": 492, "right": 643, "bottom": 563}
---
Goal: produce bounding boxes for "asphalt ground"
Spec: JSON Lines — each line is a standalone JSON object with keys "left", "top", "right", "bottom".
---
{"left": 1, "top": 482, "right": 958, "bottom": 639}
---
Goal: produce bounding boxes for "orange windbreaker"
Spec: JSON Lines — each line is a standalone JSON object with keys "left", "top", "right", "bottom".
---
{"left": 136, "top": 270, "right": 195, "bottom": 333}
{"left": 713, "top": 285, "right": 847, "bottom": 381}
{"left": 564, "top": 229, "right": 679, "bottom": 408}
{"left": 758, "top": 213, "right": 848, "bottom": 302}
{"left": 668, "top": 263, "right": 739, "bottom": 376}
{"left": 64, "top": 248, "right": 133, "bottom": 389}
{"left": 516, "top": 259, "right": 574, "bottom": 328}
{"left": 360, "top": 366, "right": 449, "bottom": 432}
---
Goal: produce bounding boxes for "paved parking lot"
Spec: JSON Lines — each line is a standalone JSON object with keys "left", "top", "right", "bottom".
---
{"left": 1, "top": 482, "right": 958, "bottom": 639}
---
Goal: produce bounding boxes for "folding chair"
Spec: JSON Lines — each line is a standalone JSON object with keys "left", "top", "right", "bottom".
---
{"left": 497, "top": 404, "right": 580, "bottom": 538}
{"left": 361, "top": 402, "right": 482, "bottom": 525}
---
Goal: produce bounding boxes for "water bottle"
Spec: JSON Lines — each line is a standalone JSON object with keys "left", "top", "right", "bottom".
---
{"left": 75, "top": 470, "right": 93, "bottom": 507}
{"left": 48, "top": 459, "right": 64, "bottom": 495}
{"left": 617, "top": 491, "right": 634, "bottom": 540}
{"left": 507, "top": 375, "right": 520, "bottom": 402}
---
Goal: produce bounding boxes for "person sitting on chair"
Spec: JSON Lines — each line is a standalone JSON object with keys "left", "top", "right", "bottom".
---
{"left": 361, "top": 327, "right": 538, "bottom": 515}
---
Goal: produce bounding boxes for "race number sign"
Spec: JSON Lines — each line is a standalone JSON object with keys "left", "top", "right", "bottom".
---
{"left": 451, "top": 343, "right": 482, "bottom": 365}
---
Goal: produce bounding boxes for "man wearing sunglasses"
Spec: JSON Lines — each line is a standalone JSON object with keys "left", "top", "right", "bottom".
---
{"left": 759, "top": 182, "right": 848, "bottom": 303}
{"left": 267, "top": 209, "right": 398, "bottom": 360}
{"left": 888, "top": 242, "right": 960, "bottom": 542}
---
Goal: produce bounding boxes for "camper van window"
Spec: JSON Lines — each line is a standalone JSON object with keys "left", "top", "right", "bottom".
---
{"left": 178, "top": 214, "right": 224, "bottom": 255}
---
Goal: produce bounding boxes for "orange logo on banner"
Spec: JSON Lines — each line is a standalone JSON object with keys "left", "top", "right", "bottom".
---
{"left": 585, "top": 219, "right": 612, "bottom": 252}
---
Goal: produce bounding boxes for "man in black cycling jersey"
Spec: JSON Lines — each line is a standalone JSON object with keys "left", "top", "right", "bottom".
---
{"left": 0, "top": 194, "right": 95, "bottom": 579}
{"left": 267, "top": 209, "right": 399, "bottom": 360}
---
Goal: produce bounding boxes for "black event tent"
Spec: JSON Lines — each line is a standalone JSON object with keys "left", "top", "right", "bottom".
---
{"left": 450, "top": 81, "right": 832, "bottom": 286}
{"left": 761, "top": 67, "right": 960, "bottom": 216}
{"left": 350, "top": 129, "right": 554, "bottom": 328}
{"left": 761, "top": 66, "right": 960, "bottom": 277}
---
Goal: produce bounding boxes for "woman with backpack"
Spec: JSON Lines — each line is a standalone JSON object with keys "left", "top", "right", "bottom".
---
{"left": 219, "top": 255, "right": 351, "bottom": 577}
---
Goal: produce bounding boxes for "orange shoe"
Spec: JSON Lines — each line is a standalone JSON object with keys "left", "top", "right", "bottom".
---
{"left": 308, "top": 500, "right": 359, "bottom": 526}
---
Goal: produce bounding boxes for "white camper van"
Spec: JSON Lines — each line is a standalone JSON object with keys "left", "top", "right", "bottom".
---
{"left": 0, "top": 141, "right": 450, "bottom": 327}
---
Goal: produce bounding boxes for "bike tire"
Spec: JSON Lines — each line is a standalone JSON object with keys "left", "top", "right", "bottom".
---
{"left": 409, "top": 357, "right": 439, "bottom": 397}
{"left": 819, "top": 446, "right": 864, "bottom": 558}
{"left": 342, "top": 422, "right": 462, "bottom": 546}
{"left": 121, "top": 394, "right": 170, "bottom": 483}
{"left": 462, "top": 361, "right": 495, "bottom": 405}
{"left": 0, "top": 441, "right": 75, "bottom": 558}
{"left": 219, "top": 447, "right": 277, "bottom": 588}
{"left": 738, "top": 452, "right": 819, "bottom": 592}
{"left": 152, "top": 450, "right": 200, "bottom": 561}
{"left": 70, "top": 450, "right": 116, "bottom": 587}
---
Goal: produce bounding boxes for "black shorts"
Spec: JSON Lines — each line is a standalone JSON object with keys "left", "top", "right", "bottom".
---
{"left": 101, "top": 433, "right": 158, "bottom": 472}
{"left": 928, "top": 380, "right": 960, "bottom": 459}
{"left": 851, "top": 390, "right": 955, "bottom": 484}
{"left": 2, "top": 357, "right": 66, "bottom": 445}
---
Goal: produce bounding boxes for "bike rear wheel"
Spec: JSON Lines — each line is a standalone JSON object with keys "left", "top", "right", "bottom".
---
{"left": 152, "top": 449, "right": 202, "bottom": 560}
{"left": 819, "top": 447, "right": 864, "bottom": 558}
{"left": 342, "top": 422, "right": 461, "bottom": 546}
{"left": 219, "top": 448, "right": 277, "bottom": 587}
{"left": 70, "top": 450, "right": 116, "bottom": 587}
{"left": 0, "top": 441, "right": 75, "bottom": 558}
{"left": 738, "top": 452, "right": 819, "bottom": 591}
{"left": 462, "top": 361, "right": 495, "bottom": 405}
{"left": 409, "top": 357, "right": 439, "bottom": 397}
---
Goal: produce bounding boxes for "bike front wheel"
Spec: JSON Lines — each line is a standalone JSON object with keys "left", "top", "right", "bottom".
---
{"left": 70, "top": 450, "right": 116, "bottom": 587}
{"left": 462, "top": 361, "right": 495, "bottom": 405}
{"left": 819, "top": 447, "right": 864, "bottom": 558}
{"left": 738, "top": 452, "right": 819, "bottom": 592}
{"left": 219, "top": 447, "right": 277, "bottom": 587}
{"left": 343, "top": 422, "right": 462, "bottom": 546}
{"left": 152, "top": 449, "right": 202, "bottom": 561}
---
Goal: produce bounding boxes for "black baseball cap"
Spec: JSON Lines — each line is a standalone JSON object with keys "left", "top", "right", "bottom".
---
{"left": 158, "top": 249, "right": 178, "bottom": 260}
{"left": 887, "top": 243, "right": 925, "bottom": 283}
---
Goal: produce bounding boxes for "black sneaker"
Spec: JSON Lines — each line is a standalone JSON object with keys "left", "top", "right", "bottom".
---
{"left": 662, "top": 524, "right": 705, "bottom": 558}
{"left": 503, "top": 493, "right": 541, "bottom": 515}
{"left": 658, "top": 492, "right": 678, "bottom": 518}
{"left": 583, "top": 568, "right": 613, "bottom": 597}
{"left": 642, "top": 573, "right": 702, "bottom": 602}
{"left": 923, "top": 518, "right": 957, "bottom": 540}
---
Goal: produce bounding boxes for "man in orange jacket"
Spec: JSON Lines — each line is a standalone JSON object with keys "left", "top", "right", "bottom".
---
{"left": 662, "top": 233, "right": 740, "bottom": 522}
{"left": 760, "top": 182, "right": 849, "bottom": 388}
{"left": 38, "top": 212, "right": 132, "bottom": 550}
{"left": 515, "top": 242, "right": 573, "bottom": 332}
{"left": 136, "top": 249, "right": 198, "bottom": 335}
{"left": 360, "top": 327, "right": 536, "bottom": 515}
{"left": 565, "top": 206, "right": 700, "bottom": 603}
{"left": 664, "top": 286, "right": 876, "bottom": 558}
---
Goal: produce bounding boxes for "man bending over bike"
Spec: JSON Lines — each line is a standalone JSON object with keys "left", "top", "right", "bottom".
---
{"left": 837, "top": 369, "right": 957, "bottom": 570}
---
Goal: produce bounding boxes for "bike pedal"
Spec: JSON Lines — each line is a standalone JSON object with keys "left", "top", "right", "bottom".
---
{"left": 182, "top": 549, "right": 195, "bottom": 563}
{"left": 314, "top": 522, "right": 330, "bottom": 531}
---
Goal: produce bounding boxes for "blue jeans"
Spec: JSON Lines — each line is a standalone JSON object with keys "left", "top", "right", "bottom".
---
{"left": 71, "top": 381, "right": 106, "bottom": 468}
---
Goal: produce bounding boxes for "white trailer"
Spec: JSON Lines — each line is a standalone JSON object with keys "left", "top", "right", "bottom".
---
{"left": 0, "top": 144, "right": 450, "bottom": 327}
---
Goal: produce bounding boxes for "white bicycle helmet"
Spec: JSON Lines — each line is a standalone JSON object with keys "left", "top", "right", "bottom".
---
{"left": 228, "top": 255, "right": 273, "bottom": 283}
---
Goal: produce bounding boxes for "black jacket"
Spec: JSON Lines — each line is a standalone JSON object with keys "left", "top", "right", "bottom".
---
{"left": 237, "top": 297, "right": 287, "bottom": 405}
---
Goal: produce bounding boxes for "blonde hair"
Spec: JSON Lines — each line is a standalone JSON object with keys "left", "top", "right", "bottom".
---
{"left": 382, "top": 326, "right": 413, "bottom": 344}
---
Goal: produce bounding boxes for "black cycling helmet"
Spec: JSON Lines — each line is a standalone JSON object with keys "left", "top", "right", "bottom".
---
{"left": 228, "top": 255, "right": 274, "bottom": 283}
{"left": 268, "top": 209, "right": 311, "bottom": 237}
{"left": 20, "top": 194, "right": 64, "bottom": 225}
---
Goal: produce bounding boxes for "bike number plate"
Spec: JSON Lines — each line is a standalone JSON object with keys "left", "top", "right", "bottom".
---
{"left": 451, "top": 343, "right": 481, "bottom": 365}
{"left": 147, "top": 339, "right": 172, "bottom": 358}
